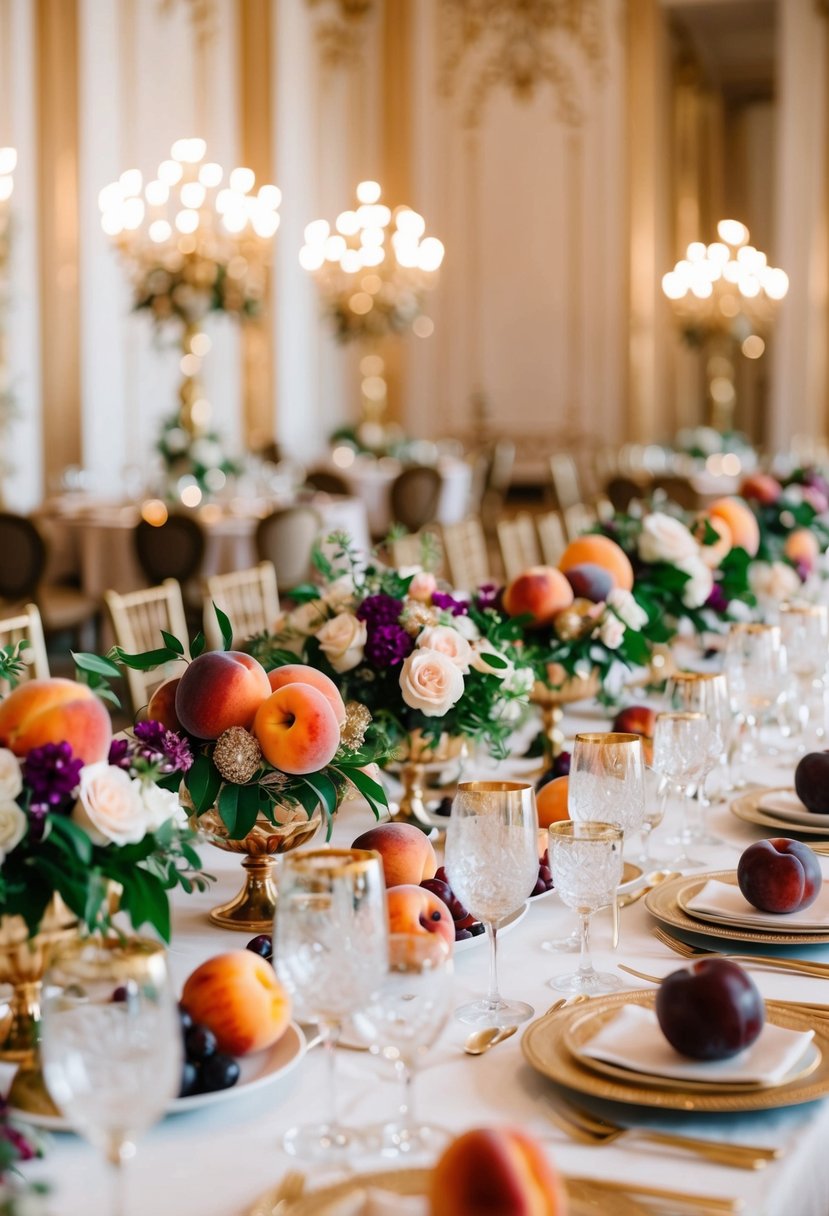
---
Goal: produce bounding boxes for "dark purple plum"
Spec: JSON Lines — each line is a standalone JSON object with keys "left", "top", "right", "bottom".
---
{"left": 656, "top": 960, "right": 764, "bottom": 1061}
{"left": 738, "top": 838, "right": 822, "bottom": 913}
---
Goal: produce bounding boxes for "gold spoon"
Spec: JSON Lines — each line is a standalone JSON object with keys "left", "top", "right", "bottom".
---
{"left": 463, "top": 1023, "right": 519, "bottom": 1055}
{"left": 618, "top": 869, "right": 680, "bottom": 908}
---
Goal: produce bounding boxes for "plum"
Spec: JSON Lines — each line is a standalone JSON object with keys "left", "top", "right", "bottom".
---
{"left": 563, "top": 563, "right": 614, "bottom": 604}
{"left": 737, "top": 838, "right": 822, "bottom": 913}
{"left": 655, "top": 959, "right": 764, "bottom": 1060}
{"left": 794, "top": 752, "right": 829, "bottom": 814}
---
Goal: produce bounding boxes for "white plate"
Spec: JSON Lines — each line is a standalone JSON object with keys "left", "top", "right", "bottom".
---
{"left": 16, "top": 1022, "right": 306, "bottom": 1131}
{"left": 453, "top": 901, "right": 529, "bottom": 952}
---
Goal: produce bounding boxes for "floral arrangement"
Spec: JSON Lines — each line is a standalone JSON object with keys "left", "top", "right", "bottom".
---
{"left": 247, "top": 540, "right": 536, "bottom": 757}
{"left": 0, "top": 1098, "right": 47, "bottom": 1216}
{"left": 734, "top": 470, "right": 829, "bottom": 611}
{"left": 131, "top": 249, "right": 265, "bottom": 330}
{"left": 673, "top": 426, "right": 756, "bottom": 465}
{"left": 156, "top": 413, "right": 239, "bottom": 499}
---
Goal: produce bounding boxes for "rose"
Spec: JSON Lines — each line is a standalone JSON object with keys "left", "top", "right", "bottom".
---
{"left": 138, "top": 780, "right": 186, "bottom": 832}
{"left": 287, "top": 599, "right": 329, "bottom": 637}
{"left": 452, "top": 613, "right": 481, "bottom": 642}
{"left": 400, "top": 649, "right": 465, "bottom": 716}
{"left": 316, "top": 612, "right": 367, "bottom": 673}
{"left": 471, "top": 644, "right": 514, "bottom": 680}
{"left": 323, "top": 574, "right": 356, "bottom": 614}
{"left": 0, "top": 749, "right": 22, "bottom": 802}
{"left": 408, "top": 571, "right": 438, "bottom": 602}
{"left": 72, "top": 763, "right": 150, "bottom": 846}
{"left": 607, "top": 588, "right": 648, "bottom": 631}
{"left": 749, "top": 561, "right": 802, "bottom": 604}
{"left": 678, "top": 556, "right": 714, "bottom": 608}
{"left": 597, "top": 615, "right": 625, "bottom": 650}
{"left": 0, "top": 801, "right": 26, "bottom": 861}
{"left": 638, "top": 512, "right": 699, "bottom": 564}
{"left": 417, "top": 625, "right": 472, "bottom": 672}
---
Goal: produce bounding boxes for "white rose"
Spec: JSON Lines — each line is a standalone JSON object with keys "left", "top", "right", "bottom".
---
{"left": 638, "top": 512, "right": 699, "bottom": 564}
{"left": 399, "top": 649, "right": 465, "bottom": 717}
{"left": 417, "top": 625, "right": 472, "bottom": 672}
{"left": 452, "top": 613, "right": 480, "bottom": 641}
{"left": 597, "top": 615, "right": 625, "bottom": 650}
{"left": 0, "top": 800, "right": 27, "bottom": 862}
{"left": 316, "top": 612, "right": 367, "bottom": 673}
{"left": 748, "top": 561, "right": 802, "bottom": 604}
{"left": 72, "top": 763, "right": 150, "bottom": 847}
{"left": 678, "top": 556, "right": 714, "bottom": 608}
{"left": 505, "top": 665, "right": 536, "bottom": 697}
{"left": 137, "top": 780, "right": 186, "bottom": 832}
{"left": 287, "top": 599, "right": 329, "bottom": 636}
{"left": 471, "top": 644, "right": 514, "bottom": 680}
{"left": 607, "top": 588, "right": 648, "bottom": 631}
{"left": 0, "top": 749, "right": 22, "bottom": 802}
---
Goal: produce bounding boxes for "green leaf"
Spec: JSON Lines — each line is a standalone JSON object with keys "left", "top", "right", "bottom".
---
{"left": 186, "top": 755, "right": 222, "bottom": 814}
{"left": 72, "top": 651, "right": 123, "bottom": 679}
{"left": 118, "top": 866, "right": 171, "bottom": 941}
{"left": 235, "top": 784, "right": 261, "bottom": 839}
{"left": 160, "top": 631, "right": 185, "bottom": 656}
{"left": 190, "top": 631, "right": 206, "bottom": 658}
{"left": 339, "top": 765, "right": 388, "bottom": 819}
{"left": 114, "top": 646, "right": 180, "bottom": 671}
{"left": 217, "top": 783, "right": 241, "bottom": 835}
{"left": 298, "top": 771, "right": 339, "bottom": 821}
{"left": 46, "top": 815, "right": 94, "bottom": 865}
{"left": 213, "top": 603, "right": 233, "bottom": 651}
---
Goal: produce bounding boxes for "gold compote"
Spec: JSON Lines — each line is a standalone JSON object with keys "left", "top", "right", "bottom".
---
{"left": 389, "top": 730, "right": 467, "bottom": 828}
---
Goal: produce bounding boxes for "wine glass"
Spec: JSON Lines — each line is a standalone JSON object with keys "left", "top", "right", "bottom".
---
{"left": 638, "top": 763, "right": 671, "bottom": 867}
{"left": 568, "top": 732, "right": 646, "bottom": 842}
{"left": 778, "top": 603, "right": 829, "bottom": 751}
{"left": 360, "top": 934, "right": 453, "bottom": 1158}
{"left": 547, "top": 821, "right": 623, "bottom": 994}
{"left": 444, "top": 781, "right": 539, "bottom": 1027}
{"left": 651, "top": 711, "right": 713, "bottom": 868}
{"left": 724, "top": 622, "right": 787, "bottom": 779}
{"left": 667, "top": 671, "right": 729, "bottom": 844}
{"left": 273, "top": 848, "right": 388, "bottom": 1161}
{"left": 41, "top": 936, "right": 181, "bottom": 1216}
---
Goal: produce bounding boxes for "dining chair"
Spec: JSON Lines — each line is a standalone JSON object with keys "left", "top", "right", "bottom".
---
{"left": 203, "top": 562, "right": 280, "bottom": 650}
{"left": 133, "top": 513, "right": 207, "bottom": 585}
{"left": 440, "top": 517, "right": 492, "bottom": 591}
{"left": 389, "top": 465, "right": 443, "bottom": 533}
{"left": 0, "top": 604, "right": 50, "bottom": 692}
{"left": 650, "top": 475, "right": 702, "bottom": 512}
{"left": 255, "top": 506, "right": 322, "bottom": 592}
{"left": 549, "top": 453, "right": 583, "bottom": 513}
{"left": 105, "top": 580, "right": 190, "bottom": 716}
{"left": 388, "top": 527, "right": 444, "bottom": 575}
{"left": 497, "top": 514, "right": 542, "bottom": 582}
{"left": 563, "top": 503, "right": 598, "bottom": 541}
{"left": 605, "top": 475, "right": 643, "bottom": 513}
{"left": 480, "top": 438, "right": 516, "bottom": 534}
{"left": 304, "top": 468, "right": 351, "bottom": 496}
{"left": 535, "top": 510, "right": 567, "bottom": 566}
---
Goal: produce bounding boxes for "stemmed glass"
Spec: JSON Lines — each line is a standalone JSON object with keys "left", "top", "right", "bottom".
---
{"left": 547, "top": 821, "right": 624, "bottom": 994}
{"left": 651, "top": 711, "right": 713, "bottom": 868}
{"left": 360, "top": 934, "right": 453, "bottom": 1158}
{"left": 41, "top": 937, "right": 181, "bottom": 1216}
{"left": 724, "top": 622, "right": 787, "bottom": 780}
{"left": 444, "top": 781, "right": 539, "bottom": 1027}
{"left": 667, "top": 671, "right": 729, "bottom": 845}
{"left": 568, "top": 732, "right": 646, "bottom": 841}
{"left": 778, "top": 603, "right": 828, "bottom": 751}
{"left": 273, "top": 848, "right": 388, "bottom": 1160}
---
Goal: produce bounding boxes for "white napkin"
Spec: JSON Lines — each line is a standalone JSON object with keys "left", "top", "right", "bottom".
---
{"left": 759, "top": 789, "right": 829, "bottom": 826}
{"left": 582, "top": 1004, "right": 814, "bottom": 1085}
{"left": 687, "top": 878, "right": 829, "bottom": 930}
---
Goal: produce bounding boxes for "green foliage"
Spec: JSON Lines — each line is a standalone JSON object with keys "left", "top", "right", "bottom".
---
{"left": 0, "top": 642, "right": 29, "bottom": 691}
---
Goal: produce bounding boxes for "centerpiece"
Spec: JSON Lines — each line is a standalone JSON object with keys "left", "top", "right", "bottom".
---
{"left": 738, "top": 470, "right": 829, "bottom": 609}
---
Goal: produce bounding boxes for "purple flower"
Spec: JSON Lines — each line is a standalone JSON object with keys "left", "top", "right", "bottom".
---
{"left": 474, "top": 584, "right": 503, "bottom": 612}
{"left": 22, "top": 742, "right": 83, "bottom": 819}
{"left": 356, "top": 594, "right": 404, "bottom": 627}
{"left": 794, "top": 560, "right": 811, "bottom": 584}
{"left": 133, "top": 720, "right": 193, "bottom": 773}
{"left": 705, "top": 583, "right": 729, "bottom": 614}
{"left": 364, "top": 623, "right": 415, "bottom": 667}
{"left": 431, "top": 591, "right": 469, "bottom": 616}
{"left": 108, "top": 738, "right": 131, "bottom": 770}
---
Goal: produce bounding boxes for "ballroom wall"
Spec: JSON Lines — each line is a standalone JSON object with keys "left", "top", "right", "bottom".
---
{"left": 0, "top": 0, "right": 827, "bottom": 510}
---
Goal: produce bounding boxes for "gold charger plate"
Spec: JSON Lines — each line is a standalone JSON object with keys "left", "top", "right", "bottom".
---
{"left": 522, "top": 989, "right": 829, "bottom": 1111}
{"left": 645, "top": 870, "right": 829, "bottom": 945}
{"left": 730, "top": 787, "right": 829, "bottom": 838}
{"left": 563, "top": 1005, "right": 822, "bottom": 1093}
{"left": 247, "top": 1167, "right": 636, "bottom": 1216}
{"left": 675, "top": 872, "right": 829, "bottom": 937}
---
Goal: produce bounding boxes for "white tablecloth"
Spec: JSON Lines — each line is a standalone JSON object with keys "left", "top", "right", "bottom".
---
{"left": 341, "top": 457, "right": 472, "bottom": 537}
{"left": 21, "top": 710, "right": 829, "bottom": 1216}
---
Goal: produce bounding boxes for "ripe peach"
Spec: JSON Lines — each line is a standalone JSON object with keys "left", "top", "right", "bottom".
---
{"left": 253, "top": 683, "right": 341, "bottom": 775}
{"left": 145, "top": 676, "right": 183, "bottom": 731}
{"left": 351, "top": 821, "right": 437, "bottom": 887}
{"left": 181, "top": 950, "right": 292, "bottom": 1056}
{"left": 740, "top": 473, "right": 782, "bottom": 506}
{"left": 0, "top": 678, "right": 112, "bottom": 763}
{"left": 267, "top": 664, "right": 346, "bottom": 726}
{"left": 503, "top": 567, "right": 574, "bottom": 626}
{"left": 692, "top": 513, "right": 733, "bottom": 569}
{"left": 431, "top": 1127, "right": 566, "bottom": 1216}
{"left": 707, "top": 498, "right": 760, "bottom": 557}
{"left": 175, "top": 651, "right": 271, "bottom": 739}
{"left": 783, "top": 528, "right": 820, "bottom": 571}
{"left": 386, "top": 883, "right": 455, "bottom": 952}
{"left": 613, "top": 705, "right": 655, "bottom": 765}
{"left": 536, "top": 776, "right": 569, "bottom": 828}
{"left": 558, "top": 535, "right": 634, "bottom": 592}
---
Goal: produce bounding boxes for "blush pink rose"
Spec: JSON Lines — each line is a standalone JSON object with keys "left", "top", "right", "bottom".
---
{"left": 400, "top": 649, "right": 465, "bottom": 717}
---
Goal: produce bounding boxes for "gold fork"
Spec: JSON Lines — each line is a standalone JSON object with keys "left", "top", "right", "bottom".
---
{"left": 546, "top": 1091, "right": 779, "bottom": 1169}
{"left": 265, "top": 1171, "right": 306, "bottom": 1215}
{"left": 653, "top": 925, "right": 829, "bottom": 979}
{"left": 566, "top": 1175, "right": 744, "bottom": 1214}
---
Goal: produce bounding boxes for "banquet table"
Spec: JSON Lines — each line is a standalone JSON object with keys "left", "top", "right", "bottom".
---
{"left": 19, "top": 709, "right": 829, "bottom": 1216}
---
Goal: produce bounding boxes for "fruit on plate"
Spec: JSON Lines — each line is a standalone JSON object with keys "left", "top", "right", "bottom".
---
{"left": 253, "top": 683, "right": 342, "bottom": 774}
{"left": 737, "top": 838, "right": 822, "bottom": 913}
{"left": 795, "top": 752, "right": 829, "bottom": 814}
{"left": 177, "top": 1005, "right": 241, "bottom": 1098}
{"left": 502, "top": 567, "right": 574, "bottom": 626}
{"left": 0, "top": 677, "right": 112, "bottom": 762}
{"left": 422, "top": 861, "right": 551, "bottom": 942}
{"left": 655, "top": 959, "right": 765, "bottom": 1061}
{"left": 535, "top": 776, "right": 569, "bottom": 828}
{"left": 557, "top": 534, "right": 634, "bottom": 592}
{"left": 180, "top": 950, "right": 292, "bottom": 1056}
{"left": 175, "top": 651, "right": 271, "bottom": 739}
{"left": 387, "top": 883, "right": 456, "bottom": 950}
{"left": 351, "top": 821, "right": 437, "bottom": 887}
{"left": 430, "top": 1126, "right": 566, "bottom": 1216}
{"left": 266, "top": 664, "right": 347, "bottom": 725}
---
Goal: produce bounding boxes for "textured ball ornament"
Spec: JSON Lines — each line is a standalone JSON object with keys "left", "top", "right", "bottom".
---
{"left": 341, "top": 701, "right": 372, "bottom": 751}
{"left": 213, "top": 727, "right": 263, "bottom": 784}
{"left": 553, "top": 599, "right": 596, "bottom": 641}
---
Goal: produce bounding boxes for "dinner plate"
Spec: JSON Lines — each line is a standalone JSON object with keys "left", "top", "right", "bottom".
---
{"left": 677, "top": 877, "right": 829, "bottom": 935}
{"left": 645, "top": 871, "right": 829, "bottom": 945}
{"left": 522, "top": 990, "right": 829, "bottom": 1111}
{"left": 731, "top": 787, "right": 829, "bottom": 838}
{"left": 16, "top": 1022, "right": 306, "bottom": 1131}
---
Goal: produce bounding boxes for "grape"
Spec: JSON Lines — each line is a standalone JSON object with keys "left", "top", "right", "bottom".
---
{"left": 179, "top": 1006, "right": 194, "bottom": 1034}
{"left": 434, "top": 865, "right": 449, "bottom": 884}
{"left": 435, "top": 797, "right": 453, "bottom": 818}
{"left": 185, "top": 1025, "right": 217, "bottom": 1062}
{"left": 455, "top": 927, "right": 473, "bottom": 941}
{"left": 538, "top": 865, "right": 552, "bottom": 884}
{"left": 111, "top": 985, "right": 129, "bottom": 1003}
{"left": 179, "top": 1061, "right": 200, "bottom": 1098}
{"left": 531, "top": 877, "right": 546, "bottom": 897}
{"left": 200, "top": 1053, "right": 240, "bottom": 1093}
{"left": 469, "top": 922, "right": 485, "bottom": 937}
{"left": 246, "top": 934, "right": 272, "bottom": 959}
{"left": 420, "top": 877, "right": 453, "bottom": 905}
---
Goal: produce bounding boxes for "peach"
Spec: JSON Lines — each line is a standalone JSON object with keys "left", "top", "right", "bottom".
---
{"left": 180, "top": 949, "right": 292, "bottom": 1056}
{"left": 145, "top": 676, "right": 183, "bottom": 731}
{"left": 536, "top": 776, "right": 569, "bottom": 828}
{"left": 613, "top": 705, "right": 656, "bottom": 765}
{"left": 175, "top": 651, "right": 271, "bottom": 739}
{"left": 0, "top": 678, "right": 112, "bottom": 763}
{"left": 267, "top": 664, "right": 346, "bottom": 726}
{"left": 558, "top": 535, "right": 634, "bottom": 591}
{"left": 253, "top": 683, "right": 341, "bottom": 775}
{"left": 692, "top": 513, "right": 733, "bottom": 569}
{"left": 740, "top": 473, "right": 782, "bottom": 506}
{"left": 386, "top": 883, "right": 455, "bottom": 952}
{"left": 783, "top": 528, "right": 820, "bottom": 570}
{"left": 503, "top": 567, "right": 574, "bottom": 626}
{"left": 707, "top": 497, "right": 760, "bottom": 557}
{"left": 431, "top": 1127, "right": 566, "bottom": 1216}
{"left": 351, "top": 821, "right": 437, "bottom": 887}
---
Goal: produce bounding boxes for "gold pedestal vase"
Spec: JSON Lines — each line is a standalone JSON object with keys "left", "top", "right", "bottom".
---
{"left": 389, "top": 732, "right": 467, "bottom": 828}
{"left": 531, "top": 673, "right": 601, "bottom": 758}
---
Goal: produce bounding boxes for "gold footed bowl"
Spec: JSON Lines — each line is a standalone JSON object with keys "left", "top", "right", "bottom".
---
{"left": 198, "top": 806, "right": 322, "bottom": 933}
{"left": 531, "top": 671, "right": 601, "bottom": 757}
{"left": 388, "top": 731, "right": 467, "bottom": 828}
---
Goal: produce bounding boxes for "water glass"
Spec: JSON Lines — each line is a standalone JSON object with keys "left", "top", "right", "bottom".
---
{"left": 778, "top": 603, "right": 829, "bottom": 750}
{"left": 41, "top": 937, "right": 181, "bottom": 1216}
{"left": 568, "top": 732, "right": 646, "bottom": 841}
{"left": 724, "top": 622, "right": 787, "bottom": 777}
{"left": 444, "top": 781, "right": 539, "bottom": 1027}
{"left": 548, "top": 821, "right": 624, "bottom": 994}
{"left": 274, "top": 848, "right": 388, "bottom": 1160}
{"left": 667, "top": 671, "right": 729, "bottom": 844}
{"left": 652, "top": 711, "right": 713, "bottom": 868}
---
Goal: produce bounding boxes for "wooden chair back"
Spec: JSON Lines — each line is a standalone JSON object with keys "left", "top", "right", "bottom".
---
{"left": 255, "top": 506, "right": 322, "bottom": 592}
{"left": 203, "top": 562, "right": 279, "bottom": 650}
{"left": 0, "top": 604, "right": 50, "bottom": 693}
{"left": 549, "top": 454, "right": 582, "bottom": 513}
{"left": 497, "top": 514, "right": 542, "bottom": 582}
{"left": 563, "top": 503, "right": 598, "bottom": 541}
{"left": 390, "top": 466, "right": 443, "bottom": 533}
{"left": 105, "top": 580, "right": 189, "bottom": 716}
{"left": 441, "top": 518, "right": 491, "bottom": 591}
{"left": 535, "top": 511, "right": 567, "bottom": 566}
{"left": 133, "top": 513, "right": 206, "bottom": 585}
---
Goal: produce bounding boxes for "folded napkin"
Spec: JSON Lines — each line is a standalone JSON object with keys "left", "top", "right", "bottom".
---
{"left": 314, "top": 1191, "right": 426, "bottom": 1216}
{"left": 581, "top": 1004, "right": 814, "bottom": 1085}
{"left": 759, "top": 789, "right": 829, "bottom": 826}
{"left": 687, "top": 878, "right": 829, "bottom": 930}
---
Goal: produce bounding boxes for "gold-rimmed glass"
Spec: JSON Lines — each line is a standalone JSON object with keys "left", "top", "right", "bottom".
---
{"left": 778, "top": 602, "right": 828, "bottom": 751}
{"left": 548, "top": 821, "right": 624, "bottom": 994}
{"left": 652, "top": 711, "right": 713, "bottom": 868}
{"left": 273, "top": 848, "right": 388, "bottom": 1161}
{"left": 667, "top": 671, "right": 730, "bottom": 844}
{"left": 724, "top": 621, "right": 787, "bottom": 780}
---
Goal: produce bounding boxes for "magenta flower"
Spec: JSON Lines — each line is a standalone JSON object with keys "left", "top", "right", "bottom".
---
{"left": 364, "top": 624, "right": 415, "bottom": 667}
